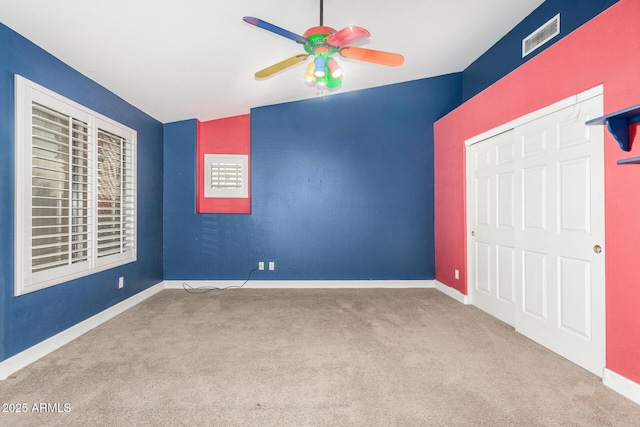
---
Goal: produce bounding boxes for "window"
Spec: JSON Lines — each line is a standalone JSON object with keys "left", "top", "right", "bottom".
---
{"left": 203, "top": 154, "right": 249, "bottom": 198}
{"left": 14, "top": 75, "right": 137, "bottom": 296}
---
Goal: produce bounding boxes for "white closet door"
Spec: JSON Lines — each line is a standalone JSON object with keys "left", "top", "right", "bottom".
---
{"left": 514, "top": 94, "right": 604, "bottom": 376}
{"left": 468, "top": 91, "right": 605, "bottom": 376}
{"left": 469, "top": 129, "right": 517, "bottom": 327}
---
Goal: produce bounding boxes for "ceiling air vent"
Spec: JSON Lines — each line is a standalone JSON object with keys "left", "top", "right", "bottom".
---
{"left": 522, "top": 13, "right": 560, "bottom": 58}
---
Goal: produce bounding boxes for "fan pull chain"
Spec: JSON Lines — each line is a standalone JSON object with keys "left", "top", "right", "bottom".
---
{"left": 320, "top": 0, "right": 323, "bottom": 26}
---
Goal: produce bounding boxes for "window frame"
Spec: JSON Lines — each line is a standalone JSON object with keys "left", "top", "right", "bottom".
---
{"left": 14, "top": 75, "right": 137, "bottom": 296}
{"left": 203, "top": 154, "right": 249, "bottom": 199}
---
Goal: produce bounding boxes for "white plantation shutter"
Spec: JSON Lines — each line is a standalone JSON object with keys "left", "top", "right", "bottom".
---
{"left": 15, "top": 75, "right": 136, "bottom": 295}
{"left": 30, "top": 103, "right": 91, "bottom": 274}
{"left": 96, "top": 126, "right": 136, "bottom": 262}
{"left": 211, "top": 161, "right": 243, "bottom": 189}
{"left": 204, "top": 154, "right": 248, "bottom": 198}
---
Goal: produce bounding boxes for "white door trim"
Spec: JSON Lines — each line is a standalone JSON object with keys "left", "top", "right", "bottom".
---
{"left": 465, "top": 85, "right": 604, "bottom": 147}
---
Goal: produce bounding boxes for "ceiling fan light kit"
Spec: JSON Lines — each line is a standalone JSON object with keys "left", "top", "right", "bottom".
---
{"left": 242, "top": 1, "right": 404, "bottom": 91}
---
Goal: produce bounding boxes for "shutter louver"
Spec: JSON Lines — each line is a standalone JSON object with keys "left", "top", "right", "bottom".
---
{"left": 97, "top": 128, "right": 135, "bottom": 258}
{"left": 211, "top": 162, "right": 243, "bottom": 189}
{"left": 31, "top": 102, "right": 90, "bottom": 273}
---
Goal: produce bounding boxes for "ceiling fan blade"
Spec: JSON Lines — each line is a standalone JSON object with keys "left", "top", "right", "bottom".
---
{"left": 255, "top": 55, "right": 309, "bottom": 79}
{"left": 339, "top": 46, "right": 404, "bottom": 66}
{"left": 243, "top": 17, "right": 307, "bottom": 44}
{"left": 325, "top": 26, "right": 370, "bottom": 47}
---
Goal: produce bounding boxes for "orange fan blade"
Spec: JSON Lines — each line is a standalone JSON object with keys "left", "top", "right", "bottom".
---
{"left": 255, "top": 54, "right": 309, "bottom": 79}
{"left": 339, "top": 46, "right": 404, "bottom": 67}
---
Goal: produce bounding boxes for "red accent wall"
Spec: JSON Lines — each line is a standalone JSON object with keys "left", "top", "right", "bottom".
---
{"left": 434, "top": 0, "right": 640, "bottom": 383}
{"left": 196, "top": 115, "right": 251, "bottom": 214}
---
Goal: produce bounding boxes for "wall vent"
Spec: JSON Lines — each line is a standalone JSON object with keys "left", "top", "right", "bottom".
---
{"left": 522, "top": 13, "right": 560, "bottom": 58}
{"left": 204, "top": 154, "right": 248, "bottom": 198}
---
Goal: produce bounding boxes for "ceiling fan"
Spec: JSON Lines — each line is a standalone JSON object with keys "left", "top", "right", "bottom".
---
{"left": 242, "top": 0, "right": 404, "bottom": 90}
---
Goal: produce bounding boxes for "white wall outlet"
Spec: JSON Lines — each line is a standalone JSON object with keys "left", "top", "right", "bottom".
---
{"left": 455, "top": 269, "right": 459, "bottom": 280}
{"left": 118, "top": 277, "right": 124, "bottom": 289}
{"left": 258, "top": 262, "right": 264, "bottom": 270}
{"left": 269, "top": 262, "right": 275, "bottom": 271}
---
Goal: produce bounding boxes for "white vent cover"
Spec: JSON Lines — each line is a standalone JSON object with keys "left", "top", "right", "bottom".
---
{"left": 204, "top": 154, "right": 248, "bottom": 198}
{"left": 522, "top": 13, "right": 560, "bottom": 57}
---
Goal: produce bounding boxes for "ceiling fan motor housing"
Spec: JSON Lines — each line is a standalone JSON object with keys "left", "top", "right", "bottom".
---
{"left": 303, "top": 26, "right": 342, "bottom": 88}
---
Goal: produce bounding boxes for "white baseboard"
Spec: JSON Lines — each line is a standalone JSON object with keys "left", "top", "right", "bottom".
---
{"left": 164, "top": 279, "right": 435, "bottom": 290}
{"left": 0, "top": 282, "right": 164, "bottom": 380}
{"left": 435, "top": 280, "right": 470, "bottom": 304}
{"left": 603, "top": 368, "right": 640, "bottom": 405}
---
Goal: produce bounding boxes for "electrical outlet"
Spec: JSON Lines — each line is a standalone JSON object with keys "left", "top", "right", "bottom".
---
{"left": 258, "top": 262, "right": 264, "bottom": 270}
{"left": 455, "top": 269, "right": 459, "bottom": 280}
{"left": 118, "top": 277, "right": 124, "bottom": 289}
{"left": 269, "top": 261, "right": 275, "bottom": 271}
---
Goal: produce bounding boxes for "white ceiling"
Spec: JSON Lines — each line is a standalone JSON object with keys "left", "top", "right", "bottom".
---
{"left": 0, "top": 0, "right": 545, "bottom": 123}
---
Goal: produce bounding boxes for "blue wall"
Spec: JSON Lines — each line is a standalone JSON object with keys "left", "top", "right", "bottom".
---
{"left": 462, "top": 0, "right": 618, "bottom": 101}
{"left": 0, "top": 23, "right": 164, "bottom": 360}
{"left": 164, "top": 75, "right": 462, "bottom": 281}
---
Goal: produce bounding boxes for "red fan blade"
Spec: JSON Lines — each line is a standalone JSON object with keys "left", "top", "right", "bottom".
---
{"left": 255, "top": 54, "right": 309, "bottom": 79}
{"left": 325, "top": 26, "right": 370, "bottom": 47}
{"left": 339, "top": 46, "right": 404, "bottom": 66}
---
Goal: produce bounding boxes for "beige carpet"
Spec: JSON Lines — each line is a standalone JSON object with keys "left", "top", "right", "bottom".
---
{"left": 1, "top": 288, "right": 639, "bottom": 426}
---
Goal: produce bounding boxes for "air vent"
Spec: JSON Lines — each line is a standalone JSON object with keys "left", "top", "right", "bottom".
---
{"left": 522, "top": 13, "right": 560, "bottom": 57}
{"left": 204, "top": 154, "right": 248, "bottom": 198}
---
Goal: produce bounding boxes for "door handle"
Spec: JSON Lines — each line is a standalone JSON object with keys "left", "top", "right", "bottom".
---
{"left": 593, "top": 244, "right": 602, "bottom": 254}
